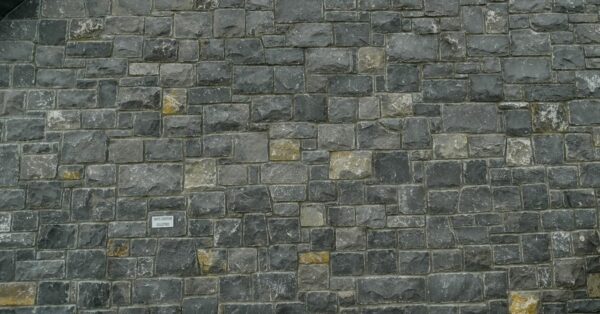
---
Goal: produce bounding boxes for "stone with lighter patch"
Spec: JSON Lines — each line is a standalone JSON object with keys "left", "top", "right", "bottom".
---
{"left": 151, "top": 216, "right": 174, "bottom": 228}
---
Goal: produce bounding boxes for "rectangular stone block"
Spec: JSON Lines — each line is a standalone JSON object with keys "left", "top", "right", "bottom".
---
{"left": 0, "top": 145, "right": 19, "bottom": 186}
{"left": 428, "top": 273, "right": 483, "bottom": 302}
{"left": 330, "top": 151, "right": 372, "bottom": 180}
{"left": 132, "top": 279, "right": 182, "bottom": 305}
{"left": 442, "top": 104, "right": 498, "bottom": 133}
{"left": 0, "top": 282, "right": 36, "bottom": 306}
{"left": 118, "top": 164, "right": 183, "bottom": 196}
{"left": 0, "top": 41, "right": 33, "bottom": 61}
{"left": 357, "top": 277, "right": 426, "bottom": 304}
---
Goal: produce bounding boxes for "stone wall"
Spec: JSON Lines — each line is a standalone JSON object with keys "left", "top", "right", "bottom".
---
{"left": 0, "top": 0, "right": 600, "bottom": 312}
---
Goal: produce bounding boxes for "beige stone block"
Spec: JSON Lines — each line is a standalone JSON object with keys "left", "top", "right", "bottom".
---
{"left": 509, "top": 292, "right": 539, "bottom": 314}
{"left": 270, "top": 139, "right": 301, "bottom": 161}
{"left": 0, "top": 283, "right": 36, "bottom": 306}
{"left": 162, "top": 88, "right": 186, "bottom": 115}
{"left": 433, "top": 134, "right": 468, "bottom": 159}
{"left": 299, "top": 251, "right": 330, "bottom": 264}
{"left": 506, "top": 138, "right": 533, "bottom": 166}
{"left": 358, "top": 47, "right": 385, "bottom": 74}
{"left": 329, "top": 151, "right": 372, "bottom": 180}
{"left": 185, "top": 159, "right": 216, "bottom": 189}
{"left": 300, "top": 204, "right": 325, "bottom": 226}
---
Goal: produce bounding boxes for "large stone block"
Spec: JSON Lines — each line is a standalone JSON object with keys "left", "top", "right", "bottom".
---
{"left": 118, "top": 164, "right": 183, "bottom": 196}
{"left": 0, "top": 282, "right": 36, "bottom": 306}
{"left": 357, "top": 277, "right": 426, "bottom": 304}
{"left": 329, "top": 151, "right": 372, "bottom": 180}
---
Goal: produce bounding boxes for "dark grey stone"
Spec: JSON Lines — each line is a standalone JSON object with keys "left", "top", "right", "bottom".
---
{"left": 373, "top": 151, "right": 410, "bottom": 184}
{"left": 428, "top": 273, "right": 483, "bottom": 302}
{"left": 357, "top": 277, "right": 426, "bottom": 304}
{"left": 38, "top": 224, "right": 76, "bottom": 249}
{"left": 118, "top": 164, "right": 183, "bottom": 196}
{"left": 275, "top": 0, "right": 322, "bottom": 23}
{"left": 226, "top": 186, "right": 272, "bottom": 213}
{"left": 67, "top": 250, "right": 106, "bottom": 279}
{"left": 77, "top": 281, "right": 110, "bottom": 309}
{"left": 155, "top": 239, "right": 198, "bottom": 276}
{"left": 133, "top": 279, "right": 182, "bottom": 305}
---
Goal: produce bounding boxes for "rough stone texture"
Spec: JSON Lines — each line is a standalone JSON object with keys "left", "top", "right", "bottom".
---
{"left": 0, "top": 0, "right": 599, "bottom": 312}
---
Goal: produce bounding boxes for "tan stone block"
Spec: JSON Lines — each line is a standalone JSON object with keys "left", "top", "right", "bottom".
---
{"left": 358, "top": 47, "right": 385, "bottom": 74}
{"left": 299, "top": 252, "right": 330, "bottom": 264}
{"left": 0, "top": 282, "right": 36, "bottom": 306}
{"left": 593, "top": 127, "right": 600, "bottom": 147}
{"left": 300, "top": 204, "right": 325, "bottom": 226}
{"left": 185, "top": 159, "right": 216, "bottom": 189}
{"left": 107, "top": 239, "right": 130, "bottom": 257}
{"left": 197, "top": 249, "right": 227, "bottom": 274}
{"left": 509, "top": 292, "right": 539, "bottom": 314}
{"left": 60, "top": 169, "right": 82, "bottom": 180}
{"left": 588, "top": 273, "right": 600, "bottom": 297}
{"left": 380, "top": 93, "right": 413, "bottom": 117}
{"left": 270, "top": 139, "right": 301, "bottom": 161}
{"left": 162, "top": 88, "right": 186, "bottom": 115}
{"left": 329, "top": 151, "right": 372, "bottom": 180}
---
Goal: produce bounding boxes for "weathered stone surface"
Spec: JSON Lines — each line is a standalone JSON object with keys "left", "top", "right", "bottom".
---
{"left": 20, "top": 154, "right": 57, "bottom": 180}
{"left": 569, "top": 100, "right": 600, "bottom": 126}
{"left": 357, "top": 277, "right": 426, "bottom": 304}
{"left": 433, "top": 134, "right": 468, "bottom": 159}
{"left": 38, "top": 224, "right": 76, "bottom": 249}
{"left": 373, "top": 151, "right": 410, "bottom": 184}
{"left": 156, "top": 239, "right": 198, "bottom": 276}
{"left": 306, "top": 48, "right": 353, "bottom": 74}
{"left": 299, "top": 251, "right": 330, "bottom": 264}
{"left": 442, "top": 104, "right": 498, "bottom": 133}
{"left": 118, "top": 164, "right": 183, "bottom": 196}
{"left": 270, "top": 139, "right": 301, "bottom": 161}
{"left": 532, "top": 103, "right": 569, "bottom": 132}
{"left": 261, "top": 163, "right": 308, "bottom": 184}
{"left": 428, "top": 273, "right": 483, "bottom": 302}
{"left": 61, "top": 131, "right": 108, "bottom": 164}
{"left": 287, "top": 23, "right": 333, "bottom": 47}
{"left": 67, "top": 250, "right": 106, "bottom": 279}
{"left": 329, "top": 151, "right": 372, "bottom": 180}
{"left": 185, "top": 159, "right": 217, "bottom": 189}
{"left": 506, "top": 138, "right": 533, "bottom": 166}
{"left": 275, "top": 0, "right": 322, "bottom": 23}
{"left": 503, "top": 58, "right": 552, "bottom": 83}
{"left": 132, "top": 279, "right": 182, "bottom": 304}
{"left": 300, "top": 204, "right": 325, "bottom": 227}
{"left": 117, "top": 87, "right": 161, "bottom": 110}
{"left": 509, "top": 292, "right": 540, "bottom": 314}
{"left": 358, "top": 47, "right": 385, "bottom": 74}
{"left": 387, "top": 34, "right": 438, "bottom": 62}
{"left": 226, "top": 186, "right": 272, "bottom": 212}
{"left": 0, "top": 282, "right": 36, "bottom": 306}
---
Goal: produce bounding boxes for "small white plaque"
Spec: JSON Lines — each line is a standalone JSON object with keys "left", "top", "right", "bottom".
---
{"left": 152, "top": 216, "right": 174, "bottom": 228}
